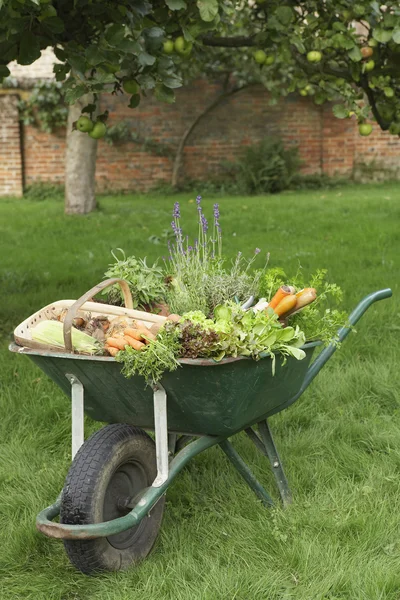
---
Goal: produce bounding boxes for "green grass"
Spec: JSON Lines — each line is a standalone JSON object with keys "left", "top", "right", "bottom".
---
{"left": 0, "top": 183, "right": 399, "bottom": 600}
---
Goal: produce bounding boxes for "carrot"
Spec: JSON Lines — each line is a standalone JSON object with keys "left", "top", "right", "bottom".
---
{"left": 105, "top": 346, "right": 119, "bottom": 357}
{"left": 285, "top": 288, "right": 317, "bottom": 317}
{"left": 106, "top": 337, "right": 128, "bottom": 350}
{"left": 123, "top": 335, "right": 146, "bottom": 351}
{"left": 125, "top": 326, "right": 156, "bottom": 343}
{"left": 124, "top": 328, "right": 144, "bottom": 341}
{"left": 295, "top": 287, "right": 316, "bottom": 299}
{"left": 268, "top": 285, "right": 292, "bottom": 309}
{"left": 274, "top": 294, "right": 297, "bottom": 317}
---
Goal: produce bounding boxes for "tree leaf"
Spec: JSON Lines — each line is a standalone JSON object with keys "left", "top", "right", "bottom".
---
{"left": 348, "top": 45, "right": 362, "bottom": 62}
{"left": 392, "top": 28, "right": 400, "bottom": 44}
{"left": 85, "top": 46, "right": 107, "bottom": 66}
{"left": 105, "top": 24, "right": 126, "bottom": 46}
{"left": 373, "top": 28, "right": 393, "bottom": 43}
{"left": 162, "top": 74, "right": 182, "bottom": 88}
{"left": 18, "top": 32, "right": 41, "bottom": 65}
{"left": 275, "top": 6, "right": 294, "bottom": 26}
{"left": 197, "top": 0, "right": 218, "bottom": 22}
{"left": 332, "top": 104, "right": 348, "bottom": 119}
{"left": 138, "top": 51, "right": 156, "bottom": 66}
{"left": 165, "top": 0, "right": 187, "bottom": 9}
{"left": 64, "top": 84, "right": 87, "bottom": 104}
{"left": 155, "top": 83, "right": 175, "bottom": 103}
{"left": 129, "top": 93, "right": 141, "bottom": 108}
{"left": 0, "top": 65, "right": 10, "bottom": 80}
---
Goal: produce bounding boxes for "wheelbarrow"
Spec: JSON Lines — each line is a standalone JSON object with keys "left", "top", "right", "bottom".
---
{"left": 9, "top": 281, "right": 392, "bottom": 575}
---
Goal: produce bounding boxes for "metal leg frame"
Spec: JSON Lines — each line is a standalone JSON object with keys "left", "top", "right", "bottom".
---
{"left": 245, "top": 420, "right": 292, "bottom": 506}
{"left": 66, "top": 374, "right": 84, "bottom": 460}
{"left": 219, "top": 439, "right": 274, "bottom": 507}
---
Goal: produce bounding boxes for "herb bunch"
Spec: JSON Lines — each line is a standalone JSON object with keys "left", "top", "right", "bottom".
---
{"left": 165, "top": 197, "right": 267, "bottom": 316}
{"left": 258, "top": 267, "right": 348, "bottom": 345}
{"left": 103, "top": 249, "right": 167, "bottom": 309}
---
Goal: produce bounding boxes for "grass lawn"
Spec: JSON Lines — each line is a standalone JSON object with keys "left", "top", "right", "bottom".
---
{"left": 0, "top": 183, "right": 399, "bottom": 600}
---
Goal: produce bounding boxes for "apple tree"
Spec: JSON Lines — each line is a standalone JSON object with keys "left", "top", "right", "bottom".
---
{"left": 1, "top": 0, "right": 400, "bottom": 213}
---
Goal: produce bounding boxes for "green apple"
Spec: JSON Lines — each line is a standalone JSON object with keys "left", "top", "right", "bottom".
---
{"left": 264, "top": 55, "right": 275, "bottom": 65}
{"left": 174, "top": 36, "right": 186, "bottom": 54}
{"left": 76, "top": 116, "right": 94, "bottom": 133}
{"left": 299, "top": 89, "right": 308, "bottom": 97}
{"left": 307, "top": 50, "right": 322, "bottom": 63}
{"left": 384, "top": 87, "right": 395, "bottom": 98}
{"left": 163, "top": 40, "right": 175, "bottom": 55}
{"left": 88, "top": 121, "right": 107, "bottom": 139}
{"left": 358, "top": 123, "right": 373, "bottom": 136}
{"left": 364, "top": 60, "right": 375, "bottom": 72}
{"left": 253, "top": 50, "right": 266, "bottom": 64}
{"left": 122, "top": 79, "right": 140, "bottom": 95}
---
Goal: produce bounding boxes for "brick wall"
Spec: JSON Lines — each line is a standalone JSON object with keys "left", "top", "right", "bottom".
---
{"left": 1, "top": 79, "right": 400, "bottom": 196}
{"left": 0, "top": 95, "right": 23, "bottom": 197}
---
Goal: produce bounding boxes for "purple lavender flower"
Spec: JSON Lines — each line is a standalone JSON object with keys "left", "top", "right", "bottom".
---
{"left": 196, "top": 195, "right": 202, "bottom": 204}
{"left": 254, "top": 248, "right": 261, "bottom": 254}
{"left": 188, "top": 245, "right": 193, "bottom": 252}
{"left": 201, "top": 214, "right": 208, "bottom": 233}
{"left": 213, "top": 203, "right": 220, "bottom": 219}
{"left": 171, "top": 220, "right": 177, "bottom": 233}
{"left": 172, "top": 201, "right": 181, "bottom": 218}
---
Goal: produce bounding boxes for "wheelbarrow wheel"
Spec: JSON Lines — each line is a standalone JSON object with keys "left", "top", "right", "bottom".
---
{"left": 60, "top": 423, "right": 165, "bottom": 575}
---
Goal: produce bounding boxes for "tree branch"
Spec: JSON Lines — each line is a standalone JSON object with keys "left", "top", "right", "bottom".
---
{"left": 171, "top": 84, "right": 248, "bottom": 188}
{"left": 361, "top": 78, "right": 391, "bottom": 130}
{"left": 202, "top": 35, "right": 257, "bottom": 48}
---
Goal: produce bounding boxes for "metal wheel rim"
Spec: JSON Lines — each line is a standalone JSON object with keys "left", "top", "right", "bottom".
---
{"left": 103, "top": 459, "right": 148, "bottom": 550}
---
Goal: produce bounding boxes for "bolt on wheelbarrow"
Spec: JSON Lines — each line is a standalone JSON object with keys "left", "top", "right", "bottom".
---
{"left": 9, "top": 283, "right": 392, "bottom": 575}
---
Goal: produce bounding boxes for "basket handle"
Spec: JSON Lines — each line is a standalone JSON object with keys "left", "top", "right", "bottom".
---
{"left": 63, "top": 279, "right": 133, "bottom": 353}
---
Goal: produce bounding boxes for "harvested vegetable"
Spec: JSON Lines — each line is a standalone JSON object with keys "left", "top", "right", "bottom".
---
{"left": 32, "top": 320, "right": 100, "bottom": 354}
{"left": 269, "top": 286, "right": 292, "bottom": 309}
{"left": 106, "top": 337, "right": 128, "bottom": 351}
{"left": 273, "top": 294, "right": 297, "bottom": 317}
{"left": 124, "top": 335, "right": 146, "bottom": 351}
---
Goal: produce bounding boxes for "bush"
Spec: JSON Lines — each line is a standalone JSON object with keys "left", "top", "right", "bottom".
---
{"left": 227, "top": 138, "right": 301, "bottom": 195}
{"left": 24, "top": 182, "right": 64, "bottom": 200}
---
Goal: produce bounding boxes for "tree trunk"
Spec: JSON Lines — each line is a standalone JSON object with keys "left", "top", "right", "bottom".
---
{"left": 171, "top": 85, "right": 247, "bottom": 189}
{"left": 65, "top": 94, "right": 98, "bottom": 214}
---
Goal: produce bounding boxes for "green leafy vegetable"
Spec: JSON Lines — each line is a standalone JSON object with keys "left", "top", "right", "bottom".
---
{"left": 103, "top": 249, "right": 167, "bottom": 309}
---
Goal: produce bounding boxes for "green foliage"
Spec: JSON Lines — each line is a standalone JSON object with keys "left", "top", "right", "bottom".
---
{"left": 104, "top": 120, "right": 174, "bottom": 156}
{"left": 164, "top": 199, "right": 267, "bottom": 315}
{"left": 1, "top": 1, "right": 400, "bottom": 134}
{"left": 103, "top": 250, "right": 167, "bottom": 309}
{"left": 226, "top": 138, "right": 301, "bottom": 195}
{"left": 18, "top": 80, "right": 68, "bottom": 133}
{"left": 117, "top": 326, "right": 181, "bottom": 386}
{"left": 24, "top": 182, "right": 64, "bottom": 200}
{"left": 258, "top": 268, "right": 349, "bottom": 345}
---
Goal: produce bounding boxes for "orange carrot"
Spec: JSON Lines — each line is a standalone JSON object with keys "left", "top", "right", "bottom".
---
{"left": 135, "top": 325, "right": 156, "bottom": 341}
{"left": 285, "top": 288, "right": 317, "bottom": 317}
{"left": 106, "top": 337, "right": 128, "bottom": 350}
{"left": 123, "top": 335, "right": 146, "bottom": 351}
{"left": 124, "top": 328, "right": 144, "bottom": 341}
{"left": 295, "top": 287, "right": 316, "bottom": 299}
{"left": 274, "top": 294, "right": 297, "bottom": 317}
{"left": 125, "top": 326, "right": 156, "bottom": 343}
{"left": 105, "top": 346, "right": 119, "bottom": 357}
{"left": 269, "top": 285, "right": 292, "bottom": 309}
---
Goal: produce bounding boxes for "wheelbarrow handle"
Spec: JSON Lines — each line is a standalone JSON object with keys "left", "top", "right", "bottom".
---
{"left": 302, "top": 288, "right": 392, "bottom": 392}
{"left": 63, "top": 278, "right": 133, "bottom": 353}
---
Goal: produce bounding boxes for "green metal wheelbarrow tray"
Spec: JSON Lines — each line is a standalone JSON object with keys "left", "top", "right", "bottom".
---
{"left": 9, "top": 283, "right": 392, "bottom": 574}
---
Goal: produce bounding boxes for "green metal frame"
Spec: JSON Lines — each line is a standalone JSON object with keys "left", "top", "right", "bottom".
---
{"left": 34, "top": 288, "right": 392, "bottom": 540}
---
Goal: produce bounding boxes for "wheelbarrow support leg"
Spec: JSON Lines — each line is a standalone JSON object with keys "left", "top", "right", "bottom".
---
{"left": 258, "top": 421, "right": 292, "bottom": 505}
{"left": 152, "top": 384, "right": 169, "bottom": 487}
{"left": 219, "top": 439, "right": 274, "bottom": 507}
{"left": 66, "top": 373, "right": 84, "bottom": 460}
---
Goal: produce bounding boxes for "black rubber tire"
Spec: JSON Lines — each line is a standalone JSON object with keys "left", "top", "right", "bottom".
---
{"left": 60, "top": 424, "right": 165, "bottom": 575}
